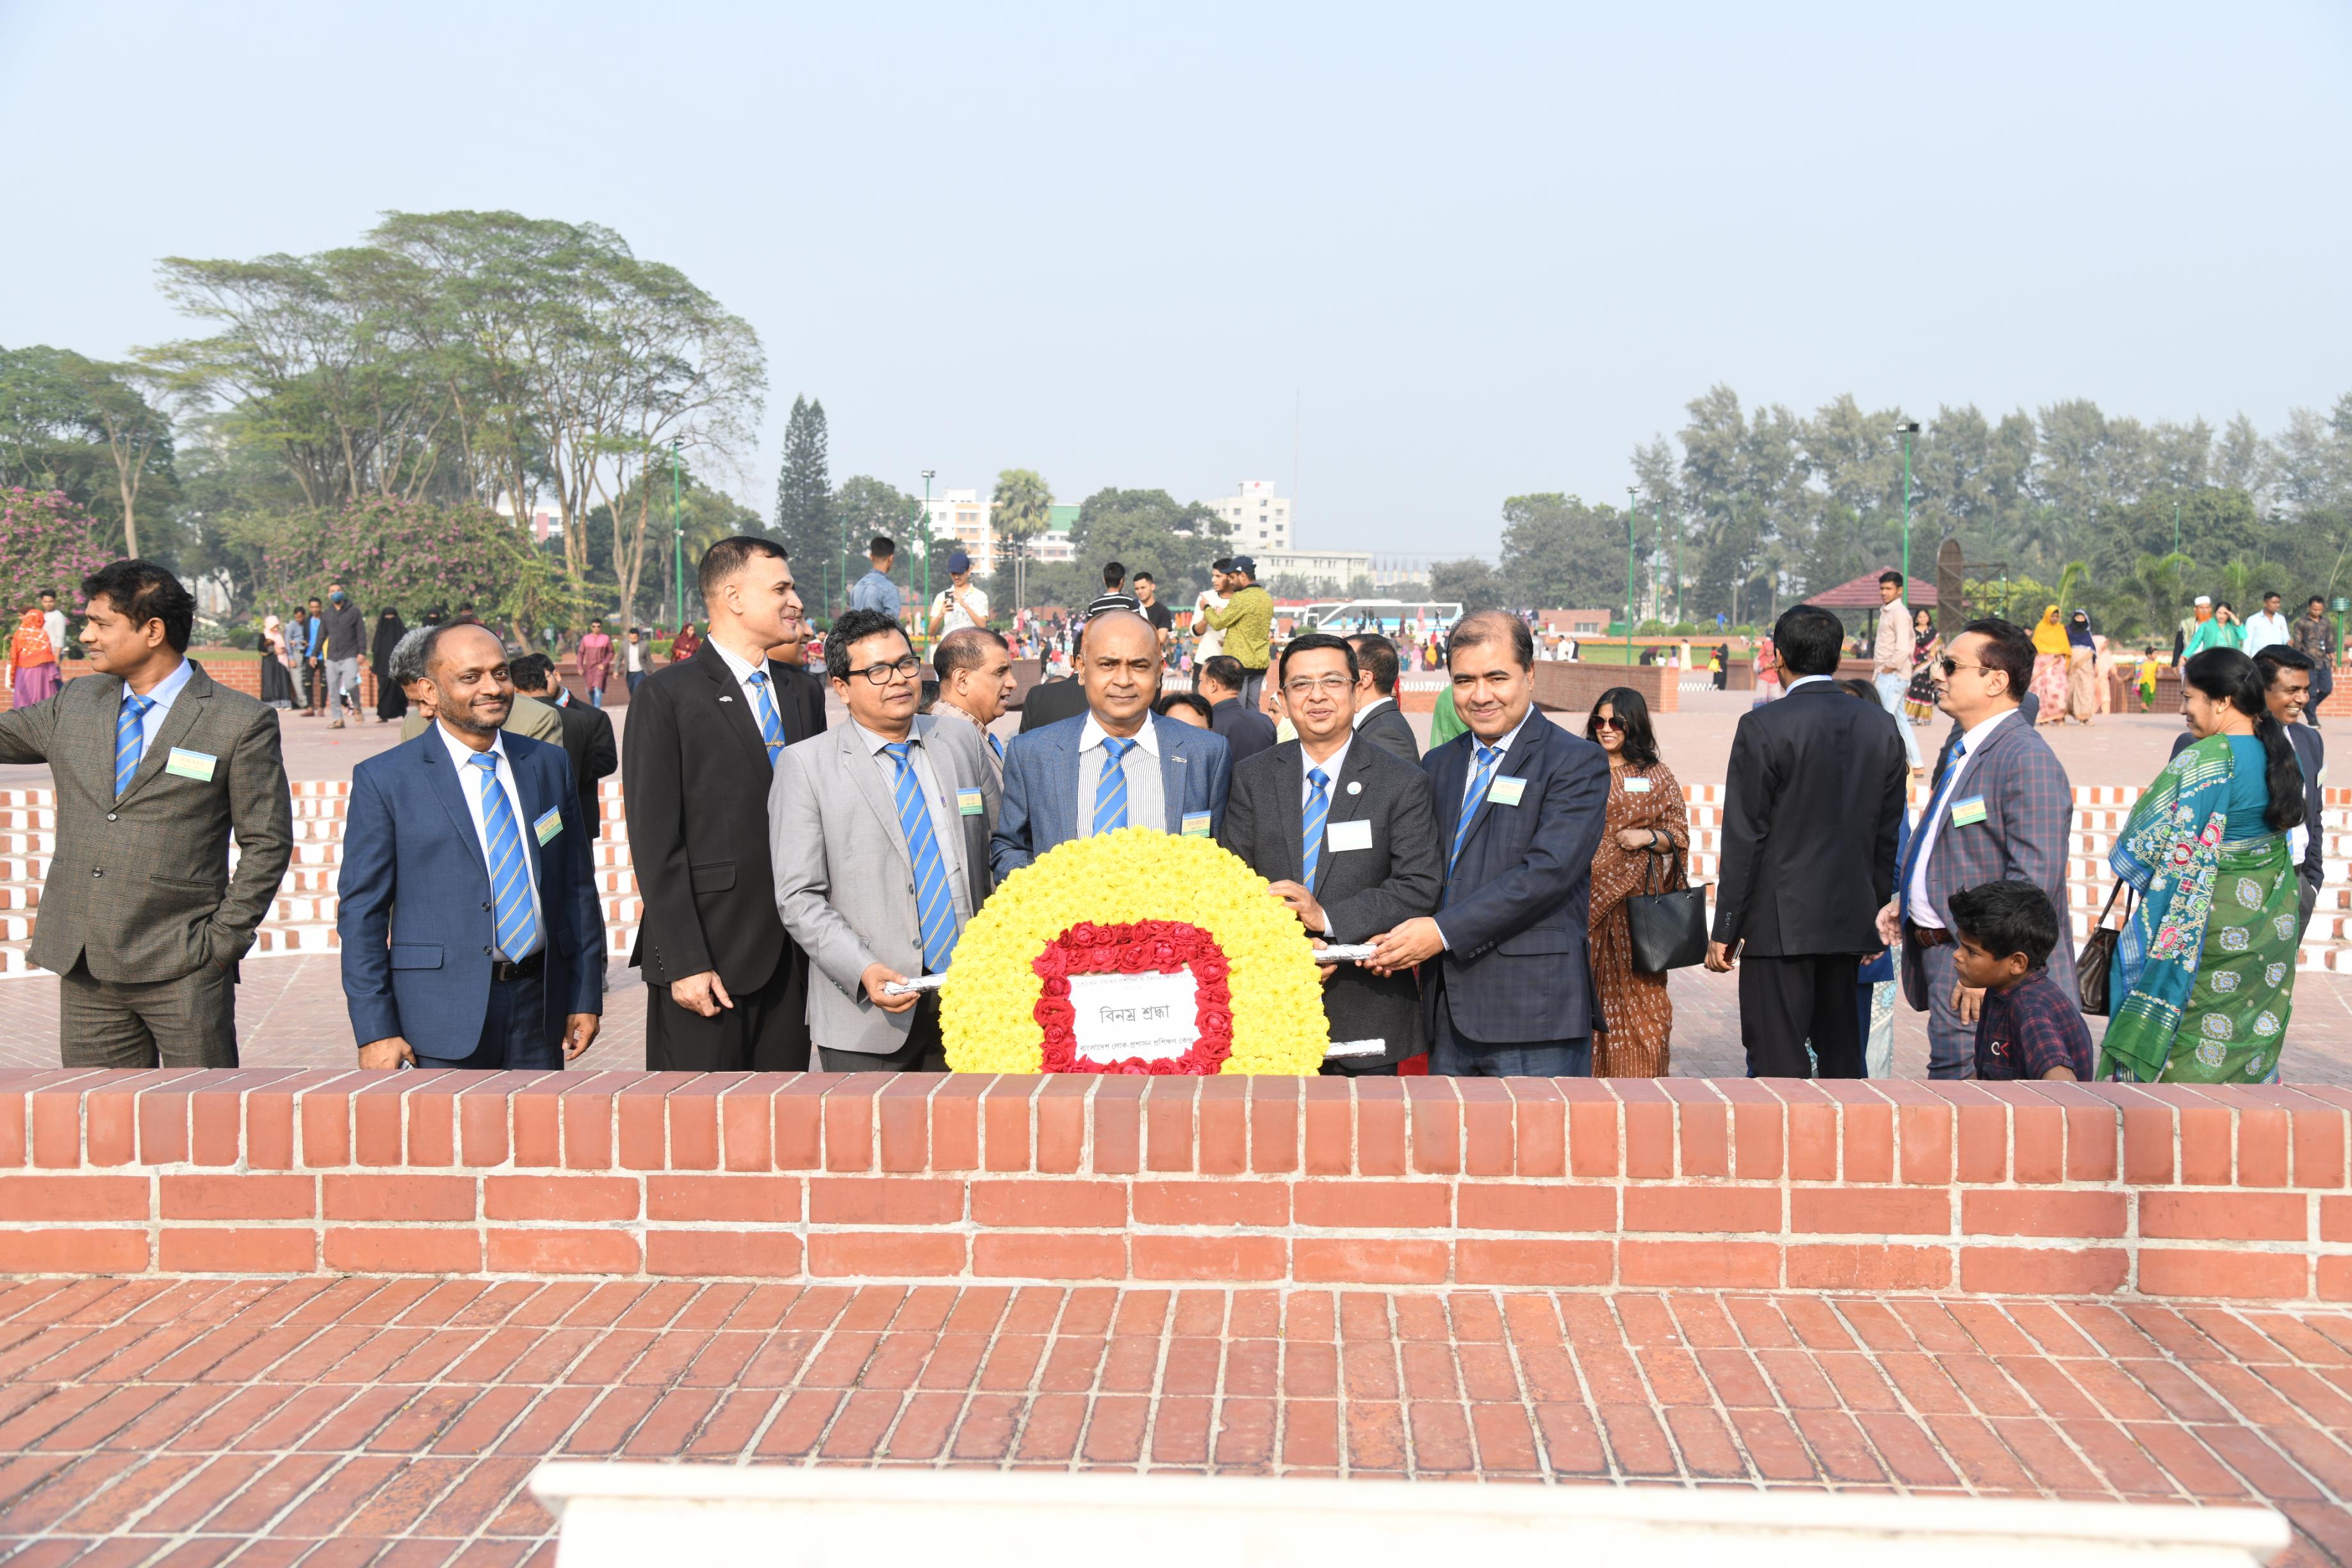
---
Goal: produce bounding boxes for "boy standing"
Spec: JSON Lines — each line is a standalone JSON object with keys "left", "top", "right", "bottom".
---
{"left": 1947, "top": 879, "right": 2093, "bottom": 1081}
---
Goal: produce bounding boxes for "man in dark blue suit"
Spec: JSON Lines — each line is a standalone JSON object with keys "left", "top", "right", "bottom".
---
{"left": 339, "top": 623, "right": 603, "bottom": 1069}
{"left": 1368, "top": 610, "right": 1610, "bottom": 1075}
{"left": 992, "top": 610, "right": 1232, "bottom": 878}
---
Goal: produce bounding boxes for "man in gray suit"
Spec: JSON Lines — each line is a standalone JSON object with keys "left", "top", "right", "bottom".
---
{"left": 1219, "top": 633, "right": 1442, "bottom": 1074}
{"left": 929, "top": 626, "right": 1015, "bottom": 843}
{"left": 772, "top": 608, "right": 992, "bottom": 1070}
{"left": 1879, "top": 616, "right": 2075, "bottom": 1078}
{"left": 992, "top": 610, "right": 1233, "bottom": 879}
{"left": 1347, "top": 632, "right": 1420, "bottom": 764}
{"left": 0, "top": 560, "right": 293, "bottom": 1066}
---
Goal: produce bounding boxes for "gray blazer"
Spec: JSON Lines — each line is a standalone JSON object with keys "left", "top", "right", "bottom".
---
{"left": 1218, "top": 739, "right": 1443, "bottom": 1064}
{"left": 0, "top": 664, "right": 293, "bottom": 983}
{"left": 926, "top": 707, "right": 1002, "bottom": 842}
{"left": 771, "top": 716, "right": 992, "bottom": 1056}
{"left": 1353, "top": 698, "right": 1420, "bottom": 765}
{"left": 1900, "top": 708, "right": 2076, "bottom": 1011}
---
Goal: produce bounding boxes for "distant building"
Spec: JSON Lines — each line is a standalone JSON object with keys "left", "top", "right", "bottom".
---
{"left": 1251, "top": 548, "right": 1373, "bottom": 592}
{"left": 1033, "top": 503, "right": 1078, "bottom": 564}
{"left": 1209, "top": 480, "right": 1293, "bottom": 552}
{"left": 922, "top": 487, "right": 993, "bottom": 570}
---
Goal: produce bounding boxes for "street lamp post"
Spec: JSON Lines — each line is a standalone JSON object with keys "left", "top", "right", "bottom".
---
{"left": 1897, "top": 421, "right": 1920, "bottom": 619}
{"left": 920, "top": 470, "right": 936, "bottom": 641}
{"left": 669, "top": 439, "right": 683, "bottom": 632}
{"left": 1625, "top": 487, "right": 1637, "bottom": 663}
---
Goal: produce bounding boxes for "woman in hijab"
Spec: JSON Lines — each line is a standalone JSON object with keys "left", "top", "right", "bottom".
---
{"left": 6, "top": 607, "right": 60, "bottom": 708}
{"left": 259, "top": 614, "right": 297, "bottom": 708}
{"left": 370, "top": 607, "right": 409, "bottom": 723}
{"left": 2064, "top": 608, "right": 2099, "bottom": 724}
{"left": 2030, "top": 606, "right": 2070, "bottom": 724}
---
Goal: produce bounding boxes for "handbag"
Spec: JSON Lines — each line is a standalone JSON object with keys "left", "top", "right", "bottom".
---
{"left": 2077, "top": 878, "right": 2134, "bottom": 1016}
{"left": 1626, "top": 842, "right": 1708, "bottom": 974}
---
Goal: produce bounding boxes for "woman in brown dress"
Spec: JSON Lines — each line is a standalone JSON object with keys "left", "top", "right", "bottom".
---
{"left": 1585, "top": 687, "right": 1690, "bottom": 1077}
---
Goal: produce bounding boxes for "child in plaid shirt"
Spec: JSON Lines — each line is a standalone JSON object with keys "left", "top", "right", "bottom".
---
{"left": 1948, "top": 879, "right": 2093, "bottom": 1081}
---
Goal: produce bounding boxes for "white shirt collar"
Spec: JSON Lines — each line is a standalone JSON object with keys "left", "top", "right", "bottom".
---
{"left": 1081, "top": 712, "right": 1161, "bottom": 757}
{"left": 851, "top": 718, "right": 922, "bottom": 755}
{"left": 1783, "top": 673, "right": 1834, "bottom": 694}
{"left": 434, "top": 719, "right": 509, "bottom": 774}
{"left": 1945, "top": 706, "right": 2017, "bottom": 774}
{"left": 1469, "top": 710, "right": 1535, "bottom": 758}
{"left": 708, "top": 635, "right": 763, "bottom": 685}
{"left": 133, "top": 656, "right": 195, "bottom": 715}
{"left": 1351, "top": 696, "right": 1391, "bottom": 728}
{"left": 1302, "top": 734, "right": 1352, "bottom": 790}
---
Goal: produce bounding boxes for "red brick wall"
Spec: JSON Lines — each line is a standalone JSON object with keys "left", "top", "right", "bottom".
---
{"left": 3, "top": 1070, "right": 2344, "bottom": 1302}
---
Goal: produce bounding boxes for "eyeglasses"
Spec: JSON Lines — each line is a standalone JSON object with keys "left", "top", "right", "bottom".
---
{"left": 1591, "top": 716, "right": 1622, "bottom": 730}
{"left": 849, "top": 654, "right": 924, "bottom": 685}
{"left": 1281, "top": 674, "right": 1354, "bottom": 696}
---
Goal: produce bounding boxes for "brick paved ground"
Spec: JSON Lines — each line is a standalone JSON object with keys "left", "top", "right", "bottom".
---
{"left": 1, "top": 1278, "right": 2349, "bottom": 1565}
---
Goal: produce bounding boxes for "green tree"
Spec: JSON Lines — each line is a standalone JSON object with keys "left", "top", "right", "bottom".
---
{"left": 987, "top": 468, "right": 1053, "bottom": 608}
{"left": 1070, "top": 487, "right": 1229, "bottom": 600}
{"left": 1497, "top": 493, "right": 1638, "bottom": 609}
{"left": 0, "top": 489, "right": 112, "bottom": 622}
{"left": 774, "top": 395, "right": 832, "bottom": 581}
{"left": 831, "top": 474, "right": 918, "bottom": 613}
{"left": 0, "top": 347, "right": 176, "bottom": 557}
{"left": 1429, "top": 557, "right": 1504, "bottom": 614}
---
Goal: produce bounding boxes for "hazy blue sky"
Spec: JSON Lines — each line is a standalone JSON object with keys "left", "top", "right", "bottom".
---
{"left": 3, "top": 1, "right": 2348, "bottom": 559}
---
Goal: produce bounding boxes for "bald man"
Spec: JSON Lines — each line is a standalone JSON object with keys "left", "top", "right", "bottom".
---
{"left": 990, "top": 610, "right": 1232, "bottom": 878}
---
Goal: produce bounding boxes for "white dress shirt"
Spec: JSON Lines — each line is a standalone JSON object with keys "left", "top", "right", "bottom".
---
{"left": 436, "top": 723, "right": 546, "bottom": 958}
{"left": 43, "top": 609, "right": 67, "bottom": 657}
{"left": 1458, "top": 712, "right": 1533, "bottom": 808}
{"left": 1781, "top": 673, "right": 1834, "bottom": 696}
{"left": 123, "top": 657, "right": 195, "bottom": 764}
{"left": 2243, "top": 610, "right": 2292, "bottom": 657}
{"left": 1300, "top": 736, "right": 1352, "bottom": 810}
{"left": 1906, "top": 708, "right": 2018, "bottom": 928}
{"left": 1077, "top": 714, "right": 1165, "bottom": 837}
{"left": 851, "top": 719, "right": 970, "bottom": 927}
{"left": 708, "top": 635, "right": 781, "bottom": 720}
{"left": 1351, "top": 697, "right": 1392, "bottom": 730}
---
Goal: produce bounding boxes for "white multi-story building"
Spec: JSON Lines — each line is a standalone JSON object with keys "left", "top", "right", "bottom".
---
{"left": 1250, "top": 548, "right": 1373, "bottom": 593}
{"left": 921, "top": 488, "right": 993, "bottom": 571}
{"left": 1209, "top": 480, "right": 1292, "bottom": 552}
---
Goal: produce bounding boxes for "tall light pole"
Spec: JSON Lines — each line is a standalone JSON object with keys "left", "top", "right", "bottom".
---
{"left": 1896, "top": 421, "right": 1920, "bottom": 617}
{"left": 920, "top": 470, "right": 936, "bottom": 640}
{"left": 669, "top": 438, "right": 684, "bottom": 632}
{"left": 1625, "top": 487, "right": 1638, "bottom": 663}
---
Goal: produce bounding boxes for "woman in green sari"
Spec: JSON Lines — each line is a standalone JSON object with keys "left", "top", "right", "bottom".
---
{"left": 2102, "top": 647, "right": 2305, "bottom": 1083}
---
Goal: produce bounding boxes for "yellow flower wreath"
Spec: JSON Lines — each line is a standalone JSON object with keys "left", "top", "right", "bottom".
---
{"left": 942, "top": 828, "right": 1330, "bottom": 1074}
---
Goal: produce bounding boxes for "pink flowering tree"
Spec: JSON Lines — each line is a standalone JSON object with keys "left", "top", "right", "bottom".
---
{"left": 240, "top": 498, "right": 584, "bottom": 643}
{"left": 0, "top": 489, "right": 111, "bottom": 621}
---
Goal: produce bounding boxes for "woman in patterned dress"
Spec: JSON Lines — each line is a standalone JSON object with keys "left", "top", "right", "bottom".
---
{"left": 2101, "top": 648, "right": 2303, "bottom": 1083}
{"left": 2029, "top": 607, "right": 2070, "bottom": 723}
{"left": 1585, "top": 687, "right": 1690, "bottom": 1077}
{"left": 1903, "top": 608, "right": 1941, "bottom": 723}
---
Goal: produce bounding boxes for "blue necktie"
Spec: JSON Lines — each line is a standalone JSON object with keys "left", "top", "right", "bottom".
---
{"left": 745, "top": 670, "right": 787, "bottom": 769}
{"left": 1449, "top": 743, "right": 1501, "bottom": 875}
{"left": 1093, "top": 737, "right": 1138, "bottom": 834}
{"left": 1302, "top": 765, "right": 1331, "bottom": 888}
{"left": 883, "top": 742, "right": 960, "bottom": 972}
{"left": 114, "top": 692, "right": 154, "bottom": 799}
{"left": 988, "top": 732, "right": 1004, "bottom": 765}
{"left": 1900, "top": 734, "right": 1971, "bottom": 897}
{"left": 471, "top": 752, "right": 541, "bottom": 960}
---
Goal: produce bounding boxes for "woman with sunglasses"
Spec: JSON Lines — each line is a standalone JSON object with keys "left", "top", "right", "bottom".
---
{"left": 1583, "top": 687, "right": 1690, "bottom": 1076}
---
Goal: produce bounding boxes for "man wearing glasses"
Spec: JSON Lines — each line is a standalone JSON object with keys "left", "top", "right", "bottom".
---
{"left": 1875, "top": 616, "right": 2075, "bottom": 1078}
{"left": 772, "top": 607, "right": 995, "bottom": 1070}
{"left": 1217, "top": 633, "right": 1442, "bottom": 1074}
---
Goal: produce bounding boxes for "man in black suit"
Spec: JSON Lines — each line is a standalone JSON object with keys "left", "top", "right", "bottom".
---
{"left": 623, "top": 536, "right": 824, "bottom": 1071}
{"left": 1366, "top": 611, "right": 1611, "bottom": 1077}
{"left": 1708, "top": 603, "right": 1908, "bottom": 1078}
{"left": 510, "top": 654, "right": 617, "bottom": 838}
{"left": 2171, "top": 644, "right": 2326, "bottom": 935}
{"left": 1018, "top": 620, "right": 1094, "bottom": 733}
{"left": 1346, "top": 632, "right": 1420, "bottom": 764}
{"left": 1220, "top": 633, "right": 1442, "bottom": 1074}
{"left": 1198, "top": 654, "right": 1276, "bottom": 766}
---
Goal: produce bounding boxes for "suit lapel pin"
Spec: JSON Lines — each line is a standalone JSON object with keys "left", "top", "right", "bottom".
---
{"left": 719, "top": 695, "right": 735, "bottom": 703}
{"left": 1347, "top": 780, "right": 1362, "bottom": 795}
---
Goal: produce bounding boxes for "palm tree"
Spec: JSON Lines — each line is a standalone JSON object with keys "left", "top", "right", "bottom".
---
{"left": 990, "top": 468, "right": 1052, "bottom": 610}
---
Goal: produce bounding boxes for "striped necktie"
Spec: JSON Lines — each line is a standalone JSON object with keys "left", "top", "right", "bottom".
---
{"left": 883, "top": 742, "right": 960, "bottom": 972}
{"left": 113, "top": 692, "right": 154, "bottom": 800}
{"left": 1302, "top": 765, "right": 1331, "bottom": 888}
{"left": 470, "top": 753, "right": 541, "bottom": 960}
{"left": 1900, "top": 733, "right": 1971, "bottom": 895}
{"left": 745, "top": 670, "right": 787, "bottom": 769}
{"left": 1093, "top": 737, "right": 1138, "bottom": 835}
{"left": 1448, "top": 743, "right": 1502, "bottom": 875}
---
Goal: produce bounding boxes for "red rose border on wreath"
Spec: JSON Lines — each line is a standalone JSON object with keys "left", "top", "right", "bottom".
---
{"left": 1032, "top": 919, "right": 1234, "bottom": 1076}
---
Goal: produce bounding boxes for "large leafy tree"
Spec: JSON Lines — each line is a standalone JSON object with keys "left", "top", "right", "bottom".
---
{"left": 0, "top": 347, "right": 176, "bottom": 557}
{"left": 1497, "top": 493, "right": 1638, "bottom": 611}
{"left": 774, "top": 395, "right": 831, "bottom": 578}
{"left": 0, "top": 489, "right": 112, "bottom": 621}
{"left": 829, "top": 474, "right": 918, "bottom": 614}
{"left": 1070, "top": 487, "right": 1229, "bottom": 600}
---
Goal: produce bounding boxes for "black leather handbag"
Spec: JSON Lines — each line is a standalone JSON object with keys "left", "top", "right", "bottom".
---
{"left": 2077, "top": 879, "right": 2134, "bottom": 1016}
{"left": 1626, "top": 846, "right": 1708, "bottom": 974}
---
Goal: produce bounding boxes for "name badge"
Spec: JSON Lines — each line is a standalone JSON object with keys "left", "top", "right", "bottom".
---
{"left": 1950, "top": 795, "right": 1988, "bottom": 827}
{"left": 163, "top": 747, "right": 216, "bottom": 782}
{"left": 956, "top": 787, "right": 985, "bottom": 817}
{"left": 1624, "top": 777, "right": 1652, "bottom": 793}
{"left": 1486, "top": 775, "right": 1528, "bottom": 808}
{"left": 533, "top": 807, "right": 564, "bottom": 845}
{"left": 1180, "top": 811, "right": 1213, "bottom": 837}
{"left": 1326, "top": 819, "right": 1374, "bottom": 853}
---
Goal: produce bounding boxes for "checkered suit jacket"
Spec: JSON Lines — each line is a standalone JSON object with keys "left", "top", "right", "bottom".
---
{"left": 0, "top": 663, "right": 293, "bottom": 983}
{"left": 1900, "top": 709, "right": 2076, "bottom": 1011}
